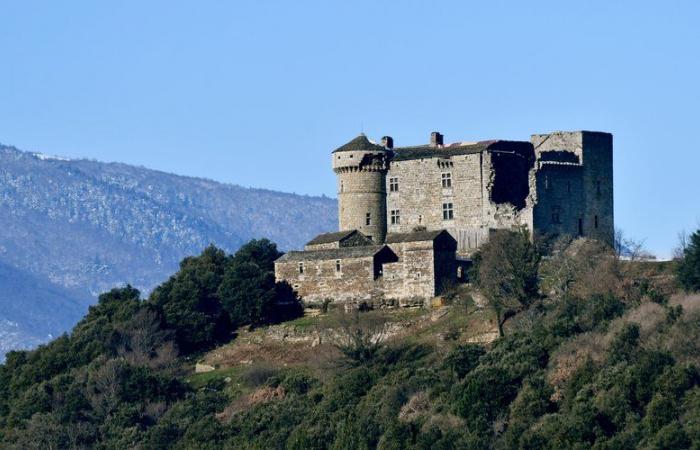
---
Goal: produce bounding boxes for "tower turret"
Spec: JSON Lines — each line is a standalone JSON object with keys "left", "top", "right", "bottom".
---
{"left": 332, "top": 134, "right": 390, "bottom": 243}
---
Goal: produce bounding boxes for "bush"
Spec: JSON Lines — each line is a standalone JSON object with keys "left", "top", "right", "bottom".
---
{"left": 444, "top": 344, "right": 485, "bottom": 379}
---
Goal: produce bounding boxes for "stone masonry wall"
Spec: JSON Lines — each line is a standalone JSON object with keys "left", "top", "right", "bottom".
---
{"left": 530, "top": 131, "right": 614, "bottom": 246}
{"left": 333, "top": 149, "right": 388, "bottom": 243}
{"left": 275, "top": 256, "right": 382, "bottom": 305}
{"left": 382, "top": 240, "right": 436, "bottom": 302}
{"left": 386, "top": 151, "right": 533, "bottom": 255}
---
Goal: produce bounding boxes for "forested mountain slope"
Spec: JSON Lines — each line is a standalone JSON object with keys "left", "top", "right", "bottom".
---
{"left": 0, "top": 145, "right": 336, "bottom": 356}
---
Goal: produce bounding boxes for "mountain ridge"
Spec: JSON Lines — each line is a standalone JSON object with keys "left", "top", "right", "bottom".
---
{"left": 0, "top": 143, "right": 337, "bottom": 357}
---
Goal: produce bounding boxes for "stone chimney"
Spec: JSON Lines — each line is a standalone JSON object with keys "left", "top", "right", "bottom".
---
{"left": 430, "top": 131, "right": 443, "bottom": 147}
{"left": 381, "top": 136, "right": 394, "bottom": 149}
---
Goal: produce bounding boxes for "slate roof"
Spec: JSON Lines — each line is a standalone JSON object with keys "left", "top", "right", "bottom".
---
{"left": 276, "top": 245, "right": 387, "bottom": 262}
{"left": 333, "top": 134, "right": 387, "bottom": 153}
{"left": 385, "top": 229, "right": 453, "bottom": 244}
{"left": 305, "top": 230, "right": 357, "bottom": 246}
{"left": 391, "top": 140, "right": 532, "bottom": 162}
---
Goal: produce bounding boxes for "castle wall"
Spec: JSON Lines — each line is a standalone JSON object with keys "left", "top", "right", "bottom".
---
{"left": 275, "top": 255, "right": 382, "bottom": 305}
{"left": 532, "top": 165, "right": 585, "bottom": 240}
{"left": 386, "top": 150, "right": 534, "bottom": 255}
{"left": 383, "top": 240, "right": 437, "bottom": 302}
{"left": 530, "top": 131, "right": 614, "bottom": 246}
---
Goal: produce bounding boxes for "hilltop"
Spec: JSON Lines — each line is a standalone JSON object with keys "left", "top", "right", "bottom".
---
{"left": 0, "top": 145, "right": 336, "bottom": 357}
{"left": 2, "top": 232, "right": 700, "bottom": 449}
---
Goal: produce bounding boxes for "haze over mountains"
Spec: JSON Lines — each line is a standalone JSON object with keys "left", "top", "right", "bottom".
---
{"left": 0, "top": 144, "right": 336, "bottom": 358}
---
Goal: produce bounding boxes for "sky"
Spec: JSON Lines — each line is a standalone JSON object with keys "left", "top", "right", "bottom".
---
{"left": 1, "top": 1, "right": 698, "bottom": 258}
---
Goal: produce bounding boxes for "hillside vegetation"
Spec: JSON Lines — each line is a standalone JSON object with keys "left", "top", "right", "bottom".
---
{"left": 1, "top": 230, "right": 700, "bottom": 449}
{"left": 0, "top": 144, "right": 336, "bottom": 356}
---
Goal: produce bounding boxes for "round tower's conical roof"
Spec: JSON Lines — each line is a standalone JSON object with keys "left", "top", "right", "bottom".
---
{"left": 332, "top": 134, "right": 387, "bottom": 153}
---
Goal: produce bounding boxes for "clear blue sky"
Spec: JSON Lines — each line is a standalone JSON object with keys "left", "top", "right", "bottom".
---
{"left": 1, "top": 1, "right": 698, "bottom": 258}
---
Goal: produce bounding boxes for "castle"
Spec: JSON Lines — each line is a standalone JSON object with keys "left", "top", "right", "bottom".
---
{"left": 274, "top": 130, "right": 614, "bottom": 305}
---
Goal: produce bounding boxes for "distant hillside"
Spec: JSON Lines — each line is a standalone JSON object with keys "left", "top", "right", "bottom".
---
{"left": 0, "top": 144, "right": 336, "bottom": 357}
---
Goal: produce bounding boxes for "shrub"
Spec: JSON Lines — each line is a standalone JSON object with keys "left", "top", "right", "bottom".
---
{"left": 444, "top": 344, "right": 485, "bottom": 379}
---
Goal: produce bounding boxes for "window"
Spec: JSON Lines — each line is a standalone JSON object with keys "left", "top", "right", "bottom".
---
{"left": 365, "top": 212, "right": 371, "bottom": 226}
{"left": 390, "top": 209, "right": 400, "bottom": 225}
{"left": 335, "top": 260, "right": 341, "bottom": 272}
{"left": 340, "top": 181, "right": 344, "bottom": 193}
{"left": 298, "top": 262, "right": 304, "bottom": 274}
{"left": 594, "top": 215, "right": 599, "bottom": 229}
{"left": 389, "top": 177, "right": 399, "bottom": 192}
{"left": 441, "top": 172, "right": 452, "bottom": 188}
{"left": 442, "top": 203, "right": 454, "bottom": 220}
{"left": 578, "top": 218, "right": 583, "bottom": 236}
{"left": 551, "top": 206, "right": 561, "bottom": 224}
{"left": 418, "top": 214, "right": 423, "bottom": 224}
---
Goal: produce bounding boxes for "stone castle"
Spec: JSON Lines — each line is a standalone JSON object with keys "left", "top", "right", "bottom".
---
{"left": 274, "top": 130, "right": 614, "bottom": 305}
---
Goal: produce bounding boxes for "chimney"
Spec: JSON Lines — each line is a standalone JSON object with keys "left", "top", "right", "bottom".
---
{"left": 381, "top": 136, "right": 394, "bottom": 149}
{"left": 430, "top": 131, "right": 443, "bottom": 147}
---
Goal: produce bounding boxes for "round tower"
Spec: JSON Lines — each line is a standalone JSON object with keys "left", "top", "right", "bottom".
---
{"left": 332, "top": 134, "right": 390, "bottom": 243}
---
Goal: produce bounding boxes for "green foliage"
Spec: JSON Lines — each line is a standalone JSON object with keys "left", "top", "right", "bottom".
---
{"left": 5, "top": 236, "right": 700, "bottom": 449}
{"left": 677, "top": 229, "right": 700, "bottom": 292}
{"left": 219, "top": 239, "right": 303, "bottom": 328}
{"left": 444, "top": 343, "right": 485, "bottom": 378}
{"left": 149, "top": 245, "right": 232, "bottom": 354}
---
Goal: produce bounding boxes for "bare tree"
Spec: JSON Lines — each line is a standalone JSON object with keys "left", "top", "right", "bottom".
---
{"left": 474, "top": 228, "right": 540, "bottom": 337}
{"left": 115, "top": 308, "right": 178, "bottom": 369}
{"left": 330, "top": 309, "right": 387, "bottom": 365}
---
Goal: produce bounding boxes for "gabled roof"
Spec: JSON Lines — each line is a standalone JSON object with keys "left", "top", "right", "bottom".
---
{"left": 386, "top": 229, "right": 456, "bottom": 244}
{"left": 391, "top": 140, "right": 533, "bottom": 162}
{"left": 276, "top": 245, "right": 388, "bottom": 262}
{"left": 305, "top": 230, "right": 357, "bottom": 246}
{"left": 333, "top": 134, "right": 387, "bottom": 153}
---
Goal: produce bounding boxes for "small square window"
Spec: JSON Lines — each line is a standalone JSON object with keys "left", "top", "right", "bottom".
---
{"left": 441, "top": 172, "right": 452, "bottom": 188}
{"left": 442, "top": 203, "right": 454, "bottom": 220}
{"left": 390, "top": 210, "right": 400, "bottom": 225}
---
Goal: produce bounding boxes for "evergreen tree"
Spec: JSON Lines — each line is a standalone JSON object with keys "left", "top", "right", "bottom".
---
{"left": 677, "top": 229, "right": 700, "bottom": 292}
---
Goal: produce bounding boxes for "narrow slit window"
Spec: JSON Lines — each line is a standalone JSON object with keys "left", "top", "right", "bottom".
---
{"left": 578, "top": 218, "right": 583, "bottom": 235}
{"left": 594, "top": 215, "right": 599, "bottom": 229}
{"left": 298, "top": 262, "right": 304, "bottom": 274}
{"left": 365, "top": 212, "right": 371, "bottom": 226}
{"left": 335, "top": 260, "right": 341, "bottom": 272}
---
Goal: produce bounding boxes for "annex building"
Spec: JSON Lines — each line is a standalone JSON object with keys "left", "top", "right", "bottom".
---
{"left": 275, "top": 130, "right": 614, "bottom": 306}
